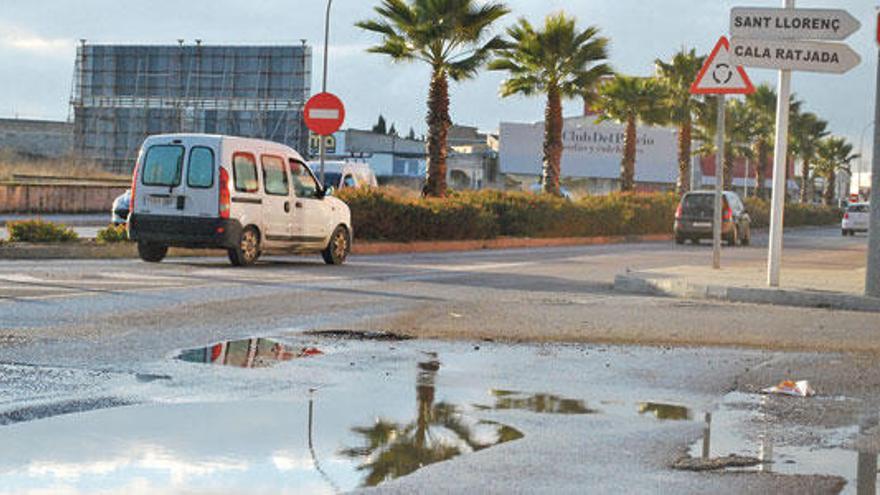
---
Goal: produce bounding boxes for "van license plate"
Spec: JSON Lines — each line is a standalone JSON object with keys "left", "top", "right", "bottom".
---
{"left": 693, "top": 222, "right": 711, "bottom": 228}
{"left": 146, "top": 196, "right": 173, "bottom": 208}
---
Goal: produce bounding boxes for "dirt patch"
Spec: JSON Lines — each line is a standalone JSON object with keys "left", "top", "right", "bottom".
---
{"left": 304, "top": 329, "right": 414, "bottom": 341}
{"left": 672, "top": 454, "right": 763, "bottom": 471}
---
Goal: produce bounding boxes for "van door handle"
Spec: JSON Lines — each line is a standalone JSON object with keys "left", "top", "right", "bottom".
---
{"left": 176, "top": 196, "right": 186, "bottom": 210}
{"left": 284, "top": 201, "right": 291, "bottom": 213}
{"left": 295, "top": 201, "right": 303, "bottom": 209}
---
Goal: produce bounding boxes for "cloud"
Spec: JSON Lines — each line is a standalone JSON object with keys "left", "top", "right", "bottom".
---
{"left": 0, "top": 23, "right": 73, "bottom": 57}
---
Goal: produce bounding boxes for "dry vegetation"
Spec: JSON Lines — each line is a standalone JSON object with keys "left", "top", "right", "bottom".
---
{"left": 0, "top": 150, "right": 127, "bottom": 182}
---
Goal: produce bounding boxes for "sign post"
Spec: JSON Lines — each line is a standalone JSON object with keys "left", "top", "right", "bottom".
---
{"left": 691, "top": 36, "right": 756, "bottom": 269}
{"left": 729, "top": 1, "right": 860, "bottom": 287}
{"left": 303, "top": 92, "right": 346, "bottom": 186}
{"left": 866, "top": 12, "right": 880, "bottom": 298}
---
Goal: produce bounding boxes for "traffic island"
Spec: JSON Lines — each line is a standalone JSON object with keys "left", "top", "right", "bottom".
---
{"left": 614, "top": 265, "right": 880, "bottom": 313}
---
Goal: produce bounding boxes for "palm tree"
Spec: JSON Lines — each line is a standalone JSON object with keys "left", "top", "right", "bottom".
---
{"left": 815, "top": 137, "right": 859, "bottom": 206}
{"left": 693, "top": 97, "right": 753, "bottom": 191}
{"left": 357, "top": 0, "right": 510, "bottom": 197}
{"left": 489, "top": 13, "right": 610, "bottom": 196}
{"left": 789, "top": 111, "right": 829, "bottom": 203}
{"left": 594, "top": 76, "right": 668, "bottom": 191}
{"left": 743, "top": 84, "right": 802, "bottom": 200}
{"left": 655, "top": 49, "right": 705, "bottom": 196}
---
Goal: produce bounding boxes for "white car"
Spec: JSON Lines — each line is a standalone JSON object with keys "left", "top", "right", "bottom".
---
{"left": 128, "top": 134, "right": 352, "bottom": 266}
{"left": 308, "top": 161, "right": 378, "bottom": 190}
{"left": 842, "top": 203, "right": 870, "bottom": 236}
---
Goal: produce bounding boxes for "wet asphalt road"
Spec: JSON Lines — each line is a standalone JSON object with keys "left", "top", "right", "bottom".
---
{"left": 0, "top": 227, "right": 878, "bottom": 493}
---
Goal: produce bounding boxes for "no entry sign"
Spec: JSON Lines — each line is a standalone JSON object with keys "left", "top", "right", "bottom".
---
{"left": 304, "top": 92, "right": 346, "bottom": 136}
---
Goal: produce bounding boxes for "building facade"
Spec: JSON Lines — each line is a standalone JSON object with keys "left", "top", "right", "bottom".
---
{"left": 310, "top": 129, "right": 427, "bottom": 179}
{"left": 0, "top": 118, "right": 73, "bottom": 159}
{"left": 71, "top": 42, "right": 311, "bottom": 173}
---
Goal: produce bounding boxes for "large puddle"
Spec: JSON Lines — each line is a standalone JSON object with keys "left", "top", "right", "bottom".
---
{"left": 685, "top": 392, "right": 878, "bottom": 494}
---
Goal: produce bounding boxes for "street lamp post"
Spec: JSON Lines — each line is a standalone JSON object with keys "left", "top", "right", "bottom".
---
{"left": 318, "top": 0, "right": 333, "bottom": 186}
{"left": 858, "top": 121, "right": 874, "bottom": 200}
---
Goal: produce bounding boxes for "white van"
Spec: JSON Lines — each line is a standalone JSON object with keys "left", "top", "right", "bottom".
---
{"left": 128, "top": 134, "right": 352, "bottom": 267}
{"left": 308, "top": 161, "right": 378, "bottom": 190}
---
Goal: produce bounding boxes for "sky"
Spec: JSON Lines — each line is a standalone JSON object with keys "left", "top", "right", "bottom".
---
{"left": 0, "top": 0, "right": 877, "bottom": 172}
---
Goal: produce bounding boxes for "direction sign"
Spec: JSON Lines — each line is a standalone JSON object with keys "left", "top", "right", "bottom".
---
{"left": 690, "top": 36, "right": 755, "bottom": 95}
{"left": 730, "top": 37, "right": 861, "bottom": 74}
{"left": 304, "top": 92, "right": 346, "bottom": 136}
{"left": 731, "top": 7, "right": 861, "bottom": 41}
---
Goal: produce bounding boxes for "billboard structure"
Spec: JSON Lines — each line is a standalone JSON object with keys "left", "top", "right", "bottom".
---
{"left": 71, "top": 42, "right": 312, "bottom": 173}
{"left": 499, "top": 116, "right": 679, "bottom": 186}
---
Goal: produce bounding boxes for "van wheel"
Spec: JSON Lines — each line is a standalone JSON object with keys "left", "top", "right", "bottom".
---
{"left": 138, "top": 242, "right": 168, "bottom": 263}
{"left": 228, "top": 227, "right": 261, "bottom": 267}
{"left": 674, "top": 234, "right": 685, "bottom": 245}
{"left": 322, "top": 226, "right": 350, "bottom": 265}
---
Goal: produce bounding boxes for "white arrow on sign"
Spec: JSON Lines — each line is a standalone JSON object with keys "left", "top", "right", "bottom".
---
{"left": 730, "top": 7, "right": 861, "bottom": 41}
{"left": 730, "top": 37, "right": 861, "bottom": 74}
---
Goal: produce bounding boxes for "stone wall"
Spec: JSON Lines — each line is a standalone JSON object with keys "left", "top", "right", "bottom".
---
{"left": 0, "top": 184, "right": 126, "bottom": 213}
{"left": 0, "top": 118, "right": 74, "bottom": 159}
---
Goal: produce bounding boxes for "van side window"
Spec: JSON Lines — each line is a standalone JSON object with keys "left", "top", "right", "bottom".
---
{"left": 142, "top": 145, "right": 184, "bottom": 187}
{"left": 289, "top": 159, "right": 320, "bottom": 198}
{"left": 187, "top": 147, "right": 214, "bottom": 188}
{"left": 261, "top": 155, "right": 289, "bottom": 196}
{"left": 233, "top": 153, "right": 259, "bottom": 193}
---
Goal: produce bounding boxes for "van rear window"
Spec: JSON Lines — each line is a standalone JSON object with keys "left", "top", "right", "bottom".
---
{"left": 142, "top": 145, "right": 184, "bottom": 187}
{"left": 187, "top": 147, "right": 214, "bottom": 188}
{"left": 682, "top": 194, "right": 715, "bottom": 211}
{"left": 848, "top": 204, "right": 869, "bottom": 213}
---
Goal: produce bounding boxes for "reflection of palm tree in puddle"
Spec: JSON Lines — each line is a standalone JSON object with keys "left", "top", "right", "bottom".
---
{"left": 340, "top": 357, "right": 523, "bottom": 487}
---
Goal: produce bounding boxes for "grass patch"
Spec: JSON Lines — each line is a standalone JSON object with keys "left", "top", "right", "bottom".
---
{"left": 7, "top": 219, "right": 78, "bottom": 243}
{"left": 96, "top": 224, "right": 130, "bottom": 244}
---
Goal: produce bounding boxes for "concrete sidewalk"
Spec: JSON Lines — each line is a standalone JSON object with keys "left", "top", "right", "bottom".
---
{"left": 615, "top": 262, "right": 880, "bottom": 313}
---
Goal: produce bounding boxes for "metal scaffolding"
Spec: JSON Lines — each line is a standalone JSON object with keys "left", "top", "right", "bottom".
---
{"left": 70, "top": 42, "right": 312, "bottom": 174}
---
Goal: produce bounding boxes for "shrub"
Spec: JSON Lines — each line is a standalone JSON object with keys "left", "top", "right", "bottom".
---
{"left": 744, "top": 198, "right": 841, "bottom": 229}
{"left": 7, "top": 219, "right": 78, "bottom": 243}
{"left": 96, "top": 224, "right": 130, "bottom": 244}
{"left": 336, "top": 189, "right": 679, "bottom": 241}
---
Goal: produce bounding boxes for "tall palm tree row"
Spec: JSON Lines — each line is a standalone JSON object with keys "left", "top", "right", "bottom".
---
{"left": 489, "top": 12, "right": 611, "bottom": 196}
{"left": 654, "top": 49, "right": 705, "bottom": 196}
{"left": 357, "top": 0, "right": 510, "bottom": 197}
{"left": 815, "top": 137, "right": 859, "bottom": 206}
{"left": 593, "top": 76, "right": 668, "bottom": 191}
{"left": 789, "top": 111, "right": 829, "bottom": 203}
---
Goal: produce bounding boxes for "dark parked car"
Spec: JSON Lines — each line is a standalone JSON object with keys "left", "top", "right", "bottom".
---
{"left": 674, "top": 191, "right": 751, "bottom": 246}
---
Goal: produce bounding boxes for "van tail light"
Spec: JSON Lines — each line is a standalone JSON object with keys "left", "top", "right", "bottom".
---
{"left": 844, "top": 212, "right": 850, "bottom": 220}
{"left": 219, "top": 167, "right": 231, "bottom": 219}
{"left": 130, "top": 161, "right": 139, "bottom": 215}
{"left": 675, "top": 204, "right": 683, "bottom": 219}
{"left": 723, "top": 206, "right": 733, "bottom": 221}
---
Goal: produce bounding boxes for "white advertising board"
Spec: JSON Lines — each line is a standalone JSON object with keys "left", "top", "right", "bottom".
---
{"left": 499, "top": 117, "right": 679, "bottom": 183}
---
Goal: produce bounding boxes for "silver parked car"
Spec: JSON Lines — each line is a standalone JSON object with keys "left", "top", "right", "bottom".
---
{"left": 111, "top": 189, "right": 131, "bottom": 225}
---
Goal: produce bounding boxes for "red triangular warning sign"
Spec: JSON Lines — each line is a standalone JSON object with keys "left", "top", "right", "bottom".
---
{"left": 690, "top": 36, "right": 755, "bottom": 95}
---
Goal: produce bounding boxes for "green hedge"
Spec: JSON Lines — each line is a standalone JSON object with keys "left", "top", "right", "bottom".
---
{"left": 744, "top": 198, "right": 842, "bottom": 229}
{"left": 96, "top": 224, "right": 130, "bottom": 244}
{"left": 7, "top": 219, "right": 78, "bottom": 243}
{"left": 336, "top": 189, "right": 679, "bottom": 241}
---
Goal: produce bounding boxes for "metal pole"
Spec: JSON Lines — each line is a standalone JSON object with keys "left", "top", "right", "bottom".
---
{"left": 858, "top": 121, "right": 874, "bottom": 200}
{"left": 865, "top": 44, "right": 880, "bottom": 297}
{"left": 767, "top": 0, "right": 795, "bottom": 287}
{"left": 713, "top": 95, "right": 725, "bottom": 269}
{"left": 745, "top": 158, "right": 750, "bottom": 198}
{"left": 319, "top": 0, "right": 333, "bottom": 186}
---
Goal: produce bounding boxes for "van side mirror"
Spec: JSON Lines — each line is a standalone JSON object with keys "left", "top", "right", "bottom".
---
{"left": 323, "top": 186, "right": 335, "bottom": 197}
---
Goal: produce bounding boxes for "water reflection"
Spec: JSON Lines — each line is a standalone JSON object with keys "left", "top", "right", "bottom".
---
{"left": 474, "top": 389, "right": 595, "bottom": 415}
{"left": 638, "top": 402, "right": 692, "bottom": 421}
{"left": 177, "top": 339, "right": 323, "bottom": 368}
{"left": 340, "top": 358, "right": 524, "bottom": 487}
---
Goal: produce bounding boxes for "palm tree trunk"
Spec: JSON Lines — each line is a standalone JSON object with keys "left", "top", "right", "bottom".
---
{"left": 799, "top": 159, "right": 811, "bottom": 203}
{"left": 542, "top": 87, "right": 563, "bottom": 195}
{"left": 424, "top": 68, "right": 450, "bottom": 197}
{"left": 676, "top": 120, "right": 691, "bottom": 196}
{"left": 723, "top": 147, "right": 734, "bottom": 191}
{"left": 754, "top": 141, "right": 768, "bottom": 199}
{"left": 823, "top": 171, "right": 836, "bottom": 206}
{"left": 620, "top": 116, "right": 637, "bottom": 192}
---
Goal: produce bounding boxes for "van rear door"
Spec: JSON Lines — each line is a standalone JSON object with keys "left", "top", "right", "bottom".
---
{"left": 182, "top": 143, "right": 219, "bottom": 218}
{"left": 136, "top": 142, "right": 187, "bottom": 217}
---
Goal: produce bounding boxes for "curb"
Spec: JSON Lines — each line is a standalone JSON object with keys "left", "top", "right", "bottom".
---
{"left": 614, "top": 273, "right": 880, "bottom": 313}
{"left": 0, "top": 234, "right": 673, "bottom": 260}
